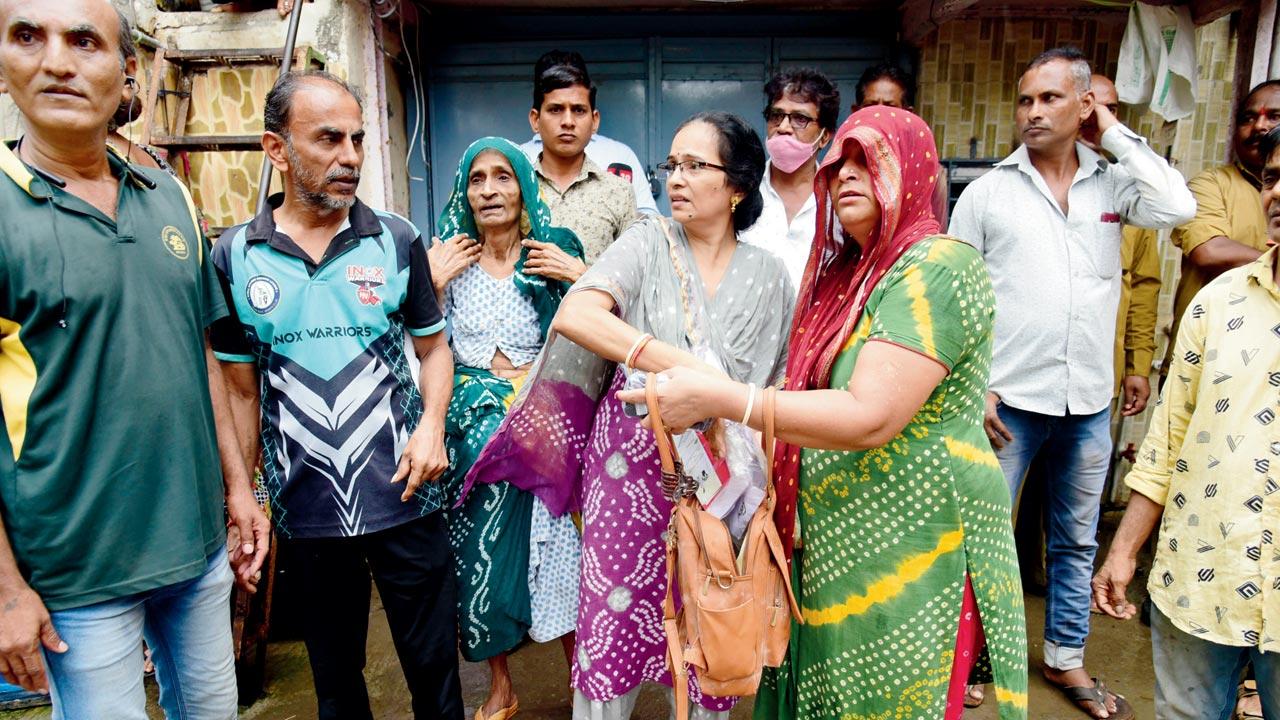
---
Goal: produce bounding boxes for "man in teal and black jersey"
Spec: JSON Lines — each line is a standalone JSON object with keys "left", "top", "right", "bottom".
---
{"left": 210, "top": 71, "right": 462, "bottom": 719}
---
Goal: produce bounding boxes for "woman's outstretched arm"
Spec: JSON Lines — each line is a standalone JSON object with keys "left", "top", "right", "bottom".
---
{"left": 619, "top": 339, "right": 947, "bottom": 451}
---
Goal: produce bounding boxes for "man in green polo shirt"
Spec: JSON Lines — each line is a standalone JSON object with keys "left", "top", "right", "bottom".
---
{"left": 0, "top": 0, "right": 267, "bottom": 717}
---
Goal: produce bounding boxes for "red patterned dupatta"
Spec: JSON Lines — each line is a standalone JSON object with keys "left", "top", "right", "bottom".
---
{"left": 774, "top": 107, "right": 944, "bottom": 558}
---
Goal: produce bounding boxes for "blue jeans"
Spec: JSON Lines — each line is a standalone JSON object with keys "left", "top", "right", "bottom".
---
{"left": 993, "top": 403, "right": 1111, "bottom": 671}
{"left": 1151, "top": 605, "right": 1279, "bottom": 720}
{"left": 43, "top": 547, "right": 237, "bottom": 720}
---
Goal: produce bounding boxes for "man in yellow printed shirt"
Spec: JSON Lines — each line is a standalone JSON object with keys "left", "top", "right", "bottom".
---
{"left": 1092, "top": 125, "right": 1280, "bottom": 720}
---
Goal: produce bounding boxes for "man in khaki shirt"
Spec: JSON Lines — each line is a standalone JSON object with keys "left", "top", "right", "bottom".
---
{"left": 526, "top": 56, "right": 635, "bottom": 268}
{"left": 1093, "top": 125, "right": 1280, "bottom": 720}
{"left": 1087, "top": 76, "right": 1162, "bottom": 415}
{"left": 1163, "top": 80, "right": 1280, "bottom": 374}
{"left": 1113, "top": 226, "right": 1161, "bottom": 410}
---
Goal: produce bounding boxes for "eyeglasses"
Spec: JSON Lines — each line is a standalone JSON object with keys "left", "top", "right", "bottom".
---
{"left": 764, "top": 108, "right": 817, "bottom": 131}
{"left": 656, "top": 159, "right": 727, "bottom": 181}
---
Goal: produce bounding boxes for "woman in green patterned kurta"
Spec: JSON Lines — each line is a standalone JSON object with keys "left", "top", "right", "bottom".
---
{"left": 629, "top": 108, "right": 1027, "bottom": 720}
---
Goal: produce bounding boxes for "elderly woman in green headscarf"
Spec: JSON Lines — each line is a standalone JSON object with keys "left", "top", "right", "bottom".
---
{"left": 428, "top": 137, "right": 585, "bottom": 720}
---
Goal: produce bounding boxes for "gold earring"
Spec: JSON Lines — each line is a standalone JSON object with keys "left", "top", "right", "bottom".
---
{"left": 519, "top": 209, "right": 532, "bottom": 237}
{"left": 730, "top": 196, "right": 740, "bottom": 213}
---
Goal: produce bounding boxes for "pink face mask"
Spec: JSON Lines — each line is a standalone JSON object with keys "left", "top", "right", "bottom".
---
{"left": 767, "top": 133, "right": 823, "bottom": 174}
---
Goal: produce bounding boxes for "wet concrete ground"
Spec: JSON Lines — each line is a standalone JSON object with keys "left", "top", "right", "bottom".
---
{"left": 2, "top": 513, "right": 1160, "bottom": 719}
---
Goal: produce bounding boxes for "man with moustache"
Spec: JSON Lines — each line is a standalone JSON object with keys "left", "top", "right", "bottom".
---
{"left": 1162, "top": 80, "right": 1280, "bottom": 377}
{"left": 1092, "top": 124, "right": 1280, "bottom": 720}
{"left": 0, "top": 0, "right": 267, "bottom": 716}
{"left": 949, "top": 47, "right": 1194, "bottom": 720}
{"left": 1001, "top": 77, "right": 1163, "bottom": 713}
{"left": 738, "top": 67, "right": 839, "bottom": 291}
{"left": 210, "top": 71, "right": 463, "bottom": 719}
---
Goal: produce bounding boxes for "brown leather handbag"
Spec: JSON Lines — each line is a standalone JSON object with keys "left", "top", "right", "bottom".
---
{"left": 645, "top": 375, "right": 802, "bottom": 720}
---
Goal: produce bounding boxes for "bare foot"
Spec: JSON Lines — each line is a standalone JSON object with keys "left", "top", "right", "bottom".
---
{"left": 482, "top": 653, "right": 518, "bottom": 719}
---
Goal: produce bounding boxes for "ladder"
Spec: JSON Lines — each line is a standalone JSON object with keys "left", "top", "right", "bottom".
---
{"left": 137, "top": 46, "right": 325, "bottom": 236}
{"left": 138, "top": 45, "right": 324, "bottom": 154}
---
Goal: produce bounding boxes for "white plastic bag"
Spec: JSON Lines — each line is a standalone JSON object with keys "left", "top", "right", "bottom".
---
{"left": 1115, "top": 2, "right": 1198, "bottom": 121}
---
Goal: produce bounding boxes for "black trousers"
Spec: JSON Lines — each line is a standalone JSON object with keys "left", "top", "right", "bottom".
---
{"left": 280, "top": 512, "right": 464, "bottom": 720}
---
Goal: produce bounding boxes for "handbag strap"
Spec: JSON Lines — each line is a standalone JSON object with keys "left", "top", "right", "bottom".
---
{"left": 646, "top": 373, "right": 678, "bottom": 474}
{"left": 762, "top": 386, "right": 776, "bottom": 468}
{"left": 654, "top": 216, "right": 702, "bottom": 348}
{"left": 664, "top": 542, "right": 690, "bottom": 720}
{"left": 649, "top": 373, "right": 692, "bottom": 720}
{"left": 762, "top": 386, "right": 778, "bottom": 509}
{"left": 759, "top": 386, "right": 803, "bottom": 622}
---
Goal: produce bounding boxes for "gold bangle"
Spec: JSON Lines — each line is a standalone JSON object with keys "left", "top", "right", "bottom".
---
{"left": 624, "top": 333, "right": 654, "bottom": 370}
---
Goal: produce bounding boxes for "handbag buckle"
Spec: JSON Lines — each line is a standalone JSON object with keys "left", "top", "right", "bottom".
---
{"left": 660, "top": 461, "right": 698, "bottom": 502}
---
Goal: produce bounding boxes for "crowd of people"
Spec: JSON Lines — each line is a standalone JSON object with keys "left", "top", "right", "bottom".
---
{"left": 0, "top": 1, "right": 1276, "bottom": 720}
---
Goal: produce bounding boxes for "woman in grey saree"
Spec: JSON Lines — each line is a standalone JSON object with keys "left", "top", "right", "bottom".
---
{"left": 468, "top": 112, "right": 793, "bottom": 719}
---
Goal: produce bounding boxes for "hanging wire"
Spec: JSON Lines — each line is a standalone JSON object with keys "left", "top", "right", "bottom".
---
{"left": 372, "top": 0, "right": 400, "bottom": 20}
{"left": 397, "top": 10, "right": 427, "bottom": 183}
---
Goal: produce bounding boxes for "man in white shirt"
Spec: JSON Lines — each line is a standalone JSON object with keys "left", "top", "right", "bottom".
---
{"left": 520, "top": 51, "right": 657, "bottom": 216}
{"left": 948, "top": 47, "right": 1195, "bottom": 720}
{"left": 737, "top": 68, "right": 839, "bottom": 292}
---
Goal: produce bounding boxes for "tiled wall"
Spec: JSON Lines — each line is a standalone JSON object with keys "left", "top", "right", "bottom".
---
{"left": 142, "top": 64, "right": 282, "bottom": 230}
{"left": 918, "top": 14, "right": 1240, "bottom": 490}
{"left": 919, "top": 14, "right": 1235, "bottom": 177}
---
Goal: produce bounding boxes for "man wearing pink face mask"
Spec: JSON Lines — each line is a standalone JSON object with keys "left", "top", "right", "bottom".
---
{"left": 737, "top": 68, "right": 839, "bottom": 291}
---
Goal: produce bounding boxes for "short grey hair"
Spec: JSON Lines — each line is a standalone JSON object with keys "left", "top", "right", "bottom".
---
{"left": 1024, "top": 47, "right": 1091, "bottom": 95}
{"left": 263, "top": 70, "right": 364, "bottom": 137}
